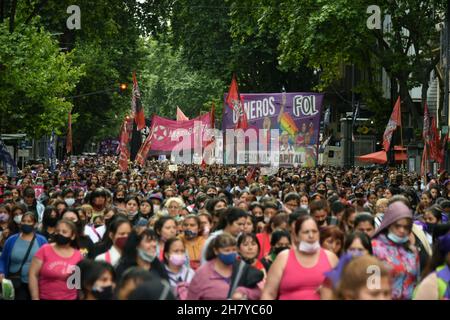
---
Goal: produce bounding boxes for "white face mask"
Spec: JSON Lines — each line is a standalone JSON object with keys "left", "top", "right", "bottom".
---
{"left": 65, "top": 198, "right": 75, "bottom": 207}
{"left": 300, "top": 204, "right": 309, "bottom": 210}
{"left": 153, "top": 205, "right": 160, "bottom": 213}
{"left": 298, "top": 241, "right": 320, "bottom": 253}
{"left": 256, "top": 196, "right": 262, "bottom": 201}
{"left": 14, "top": 215, "right": 23, "bottom": 224}
{"left": 264, "top": 216, "right": 271, "bottom": 224}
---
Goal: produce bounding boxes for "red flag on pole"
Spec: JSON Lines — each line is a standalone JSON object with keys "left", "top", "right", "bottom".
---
{"left": 421, "top": 102, "right": 431, "bottom": 177}
{"left": 382, "top": 97, "right": 401, "bottom": 151}
{"left": 132, "top": 72, "right": 146, "bottom": 131}
{"left": 176, "top": 107, "right": 189, "bottom": 122}
{"left": 119, "top": 116, "right": 132, "bottom": 171}
{"left": 226, "top": 74, "right": 248, "bottom": 129}
{"left": 66, "top": 111, "right": 72, "bottom": 154}
{"left": 429, "top": 117, "right": 440, "bottom": 161}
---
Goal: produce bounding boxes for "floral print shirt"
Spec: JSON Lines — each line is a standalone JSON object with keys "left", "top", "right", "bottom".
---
{"left": 372, "top": 234, "right": 420, "bottom": 300}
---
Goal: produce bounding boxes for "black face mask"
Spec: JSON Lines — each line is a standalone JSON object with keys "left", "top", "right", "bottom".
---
{"left": 355, "top": 192, "right": 364, "bottom": 198}
{"left": 255, "top": 216, "right": 265, "bottom": 223}
{"left": 91, "top": 285, "right": 114, "bottom": 300}
{"left": 241, "top": 257, "right": 256, "bottom": 265}
{"left": 317, "top": 219, "right": 326, "bottom": 226}
{"left": 54, "top": 233, "right": 72, "bottom": 246}
{"left": 44, "top": 216, "right": 58, "bottom": 228}
{"left": 317, "top": 189, "right": 326, "bottom": 195}
{"left": 273, "top": 246, "right": 289, "bottom": 255}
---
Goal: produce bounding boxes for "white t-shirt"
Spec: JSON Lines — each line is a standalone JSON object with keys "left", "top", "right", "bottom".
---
{"left": 95, "top": 246, "right": 121, "bottom": 267}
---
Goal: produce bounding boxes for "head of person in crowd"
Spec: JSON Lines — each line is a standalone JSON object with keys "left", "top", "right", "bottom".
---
{"left": 375, "top": 198, "right": 389, "bottom": 215}
{"left": 299, "top": 193, "right": 309, "bottom": 209}
{"left": 163, "top": 237, "right": 188, "bottom": 270}
{"left": 309, "top": 199, "right": 330, "bottom": 229}
{"left": 54, "top": 219, "right": 79, "bottom": 249}
{"left": 334, "top": 255, "right": 391, "bottom": 300}
{"left": 288, "top": 208, "right": 308, "bottom": 242}
{"left": 330, "top": 201, "right": 346, "bottom": 223}
{"left": 182, "top": 214, "right": 202, "bottom": 240}
{"left": 294, "top": 215, "right": 321, "bottom": 254}
{"left": 205, "top": 197, "right": 228, "bottom": 217}
{"left": 119, "top": 229, "right": 161, "bottom": 271}
{"left": 340, "top": 206, "right": 357, "bottom": 234}
{"left": 354, "top": 213, "right": 376, "bottom": 237}
{"left": 10, "top": 203, "right": 27, "bottom": 227}
{"left": 372, "top": 201, "right": 413, "bottom": 246}
{"left": 78, "top": 260, "right": 116, "bottom": 300}
{"left": 429, "top": 184, "right": 441, "bottom": 202}
{"left": 249, "top": 201, "right": 264, "bottom": 218}
{"left": 198, "top": 213, "right": 212, "bottom": 237}
{"left": 284, "top": 193, "right": 300, "bottom": 213}
{"left": 19, "top": 211, "right": 38, "bottom": 236}
{"left": 116, "top": 267, "right": 154, "bottom": 300}
{"left": 270, "top": 230, "right": 291, "bottom": 256}
{"left": 214, "top": 207, "right": 247, "bottom": 238}
{"left": 320, "top": 225, "right": 344, "bottom": 257}
{"left": 316, "top": 182, "right": 327, "bottom": 196}
{"left": 22, "top": 186, "right": 36, "bottom": 207}
{"left": 344, "top": 231, "right": 373, "bottom": 255}
{"left": 262, "top": 202, "right": 279, "bottom": 224}
{"left": 90, "top": 188, "right": 108, "bottom": 212}
{"left": 123, "top": 195, "right": 140, "bottom": 222}
{"left": 205, "top": 232, "right": 237, "bottom": 266}
{"left": 164, "top": 197, "right": 184, "bottom": 218}
{"left": 154, "top": 216, "right": 177, "bottom": 243}
{"left": 79, "top": 204, "right": 93, "bottom": 224}
{"left": 107, "top": 217, "right": 133, "bottom": 253}
{"left": 243, "top": 214, "right": 256, "bottom": 234}
{"left": 423, "top": 205, "right": 443, "bottom": 235}
{"left": 420, "top": 191, "right": 433, "bottom": 209}
{"left": 149, "top": 193, "right": 163, "bottom": 213}
{"left": 384, "top": 185, "right": 401, "bottom": 199}
{"left": 62, "top": 188, "right": 76, "bottom": 207}
{"left": 237, "top": 232, "right": 260, "bottom": 265}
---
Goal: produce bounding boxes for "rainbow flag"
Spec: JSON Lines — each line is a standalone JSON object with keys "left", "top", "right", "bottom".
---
{"left": 279, "top": 112, "right": 298, "bottom": 137}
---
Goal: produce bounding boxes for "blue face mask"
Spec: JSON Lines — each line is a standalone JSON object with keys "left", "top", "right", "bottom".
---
{"left": 218, "top": 252, "right": 237, "bottom": 265}
{"left": 387, "top": 232, "right": 409, "bottom": 244}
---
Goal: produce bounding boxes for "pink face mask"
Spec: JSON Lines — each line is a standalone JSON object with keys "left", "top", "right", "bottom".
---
{"left": 169, "top": 253, "right": 187, "bottom": 267}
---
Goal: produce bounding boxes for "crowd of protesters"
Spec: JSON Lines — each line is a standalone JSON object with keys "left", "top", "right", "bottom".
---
{"left": 0, "top": 155, "right": 449, "bottom": 300}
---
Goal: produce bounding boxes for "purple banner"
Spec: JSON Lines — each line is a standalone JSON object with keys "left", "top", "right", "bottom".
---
{"left": 222, "top": 92, "right": 324, "bottom": 167}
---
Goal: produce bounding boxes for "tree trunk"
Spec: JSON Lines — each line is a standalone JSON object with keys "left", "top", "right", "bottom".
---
{"left": 398, "top": 77, "right": 420, "bottom": 129}
{"left": 9, "top": 0, "right": 17, "bottom": 33}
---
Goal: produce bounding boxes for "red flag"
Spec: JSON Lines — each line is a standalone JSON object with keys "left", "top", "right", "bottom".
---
{"left": 119, "top": 116, "right": 132, "bottom": 171}
{"left": 66, "top": 111, "right": 72, "bottom": 154}
{"left": 226, "top": 74, "right": 248, "bottom": 129}
{"left": 382, "top": 97, "right": 401, "bottom": 151}
{"left": 135, "top": 116, "right": 156, "bottom": 166}
{"left": 246, "top": 166, "right": 257, "bottom": 183}
{"left": 429, "top": 117, "right": 440, "bottom": 161}
{"left": 421, "top": 143, "right": 428, "bottom": 177}
{"left": 210, "top": 103, "right": 215, "bottom": 129}
{"left": 423, "top": 103, "right": 431, "bottom": 143}
{"left": 132, "top": 72, "right": 146, "bottom": 131}
{"left": 176, "top": 107, "right": 189, "bottom": 121}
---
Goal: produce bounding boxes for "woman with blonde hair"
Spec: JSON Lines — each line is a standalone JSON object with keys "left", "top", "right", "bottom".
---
{"left": 162, "top": 197, "right": 185, "bottom": 219}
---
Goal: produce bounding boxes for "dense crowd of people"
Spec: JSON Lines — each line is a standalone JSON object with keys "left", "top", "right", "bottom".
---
{"left": 0, "top": 155, "right": 449, "bottom": 300}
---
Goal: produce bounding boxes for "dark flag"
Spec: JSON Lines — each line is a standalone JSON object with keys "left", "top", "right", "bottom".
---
{"left": 48, "top": 131, "right": 56, "bottom": 172}
{"left": 132, "top": 72, "right": 146, "bottom": 131}
{"left": 66, "top": 111, "right": 73, "bottom": 154}
{"left": 0, "top": 140, "right": 17, "bottom": 177}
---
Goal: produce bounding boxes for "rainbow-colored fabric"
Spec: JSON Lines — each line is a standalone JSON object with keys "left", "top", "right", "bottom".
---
{"left": 279, "top": 112, "right": 299, "bottom": 137}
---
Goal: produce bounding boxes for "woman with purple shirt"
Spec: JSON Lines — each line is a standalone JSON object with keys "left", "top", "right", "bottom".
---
{"left": 187, "top": 233, "right": 263, "bottom": 300}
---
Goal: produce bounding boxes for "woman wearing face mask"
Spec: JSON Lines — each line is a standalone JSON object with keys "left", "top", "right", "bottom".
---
{"left": 115, "top": 229, "right": 168, "bottom": 282}
{"left": 39, "top": 206, "right": 59, "bottom": 243}
{"left": 62, "top": 210, "right": 95, "bottom": 259}
{"left": 124, "top": 196, "right": 141, "bottom": 226}
{"left": 95, "top": 218, "right": 132, "bottom": 267}
{"left": 29, "top": 219, "right": 82, "bottom": 300}
{"left": 237, "top": 233, "right": 265, "bottom": 272}
{"left": 187, "top": 233, "right": 263, "bottom": 300}
{"left": 343, "top": 232, "right": 373, "bottom": 256}
{"left": 11, "top": 204, "right": 27, "bottom": 231}
{"left": 77, "top": 260, "right": 116, "bottom": 300}
{"left": 261, "top": 216, "right": 338, "bottom": 300}
{"left": 0, "top": 212, "right": 47, "bottom": 300}
{"left": 0, "top": 205, "right": 14, "bottom": 248}
{"left": 422, "top": 205, "right": 443, "bottom": 245}
{"left": 299, "top": 193, "right": 309, "bottom": 210}
{"left": 163, "top": 238, "right": 195, "bottom": 299}
{"left": 261, "top": 230, "right": 291, "bottom": 272}
{"left": 371, "top": 201, "right": 420, "bottom": 300}
{"left": 256, "top": 214, "right": 289, "bottom": 261}
{"left": 179, "top": 215, "right": 205, "bottom": 270}
{"left": 198, "top": 213, "right": 212, "bottom": 239}
{"left": 154, "top": 217, "right": 178, "bottom": 262}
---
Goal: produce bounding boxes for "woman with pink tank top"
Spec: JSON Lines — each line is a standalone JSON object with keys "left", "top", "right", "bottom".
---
{"left": 261, "top": 216, "right": 338, "bottom": 300}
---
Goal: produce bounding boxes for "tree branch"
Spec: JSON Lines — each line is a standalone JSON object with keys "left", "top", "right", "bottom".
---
{"left": 24, "top": 0, "right": 49, "bottom": 25}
